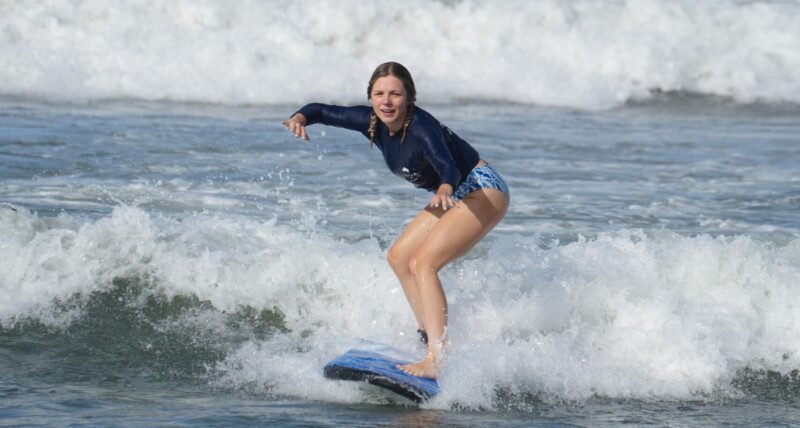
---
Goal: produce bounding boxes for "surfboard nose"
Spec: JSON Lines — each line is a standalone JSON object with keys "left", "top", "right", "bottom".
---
{"left": 323, "top": 349, "right": 440, "bottom": 403}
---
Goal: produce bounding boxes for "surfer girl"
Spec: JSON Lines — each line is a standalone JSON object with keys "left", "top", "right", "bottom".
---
{"left": 283, "top": 62, "right": 509, "bottom": 379}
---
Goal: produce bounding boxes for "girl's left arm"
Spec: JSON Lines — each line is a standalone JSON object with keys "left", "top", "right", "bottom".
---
{"left": 417, "top": 121, "right": 461, "bottom": 211}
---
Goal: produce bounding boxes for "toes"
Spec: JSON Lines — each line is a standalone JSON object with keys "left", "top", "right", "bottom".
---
{"left": 398, "top": 364, "right": 420, "bottom": 376}
{"left": 398, "top": 361, "right": 438, "bottom": 379}
{"left": 397, "top": 364, "right": 413, "bottom": 375}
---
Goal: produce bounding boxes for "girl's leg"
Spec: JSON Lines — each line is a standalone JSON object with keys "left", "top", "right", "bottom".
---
{"left": 386, "top": 206, "right": 444, "bottom": 333}
{"left": 399, "top": 189, "right": 508, "bottom": 379}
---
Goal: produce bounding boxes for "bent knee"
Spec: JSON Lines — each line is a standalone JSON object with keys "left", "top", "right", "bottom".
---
{"left": 408, "top": 254, "right": 441, "bottom": 279}
{"left": 386, "top": 247, "right": 409, "bottom": 272}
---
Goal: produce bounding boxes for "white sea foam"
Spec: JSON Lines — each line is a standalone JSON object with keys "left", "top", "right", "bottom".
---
{"left": 2, "top": 206, "right": 799, "bottom": 405}
{"left": 1, "top": 0, "right": 799, "bottom": 109}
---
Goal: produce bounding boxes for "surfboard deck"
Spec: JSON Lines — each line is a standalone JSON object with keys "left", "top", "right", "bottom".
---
{"left": 323, "top": 349, "right": 439, "bottom": 402}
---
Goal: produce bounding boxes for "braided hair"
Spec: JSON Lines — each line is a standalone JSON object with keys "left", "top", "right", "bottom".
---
{"left": 368, "top": 104, "right": 414, "bottom": 148}
{"left": 366, "top": 62, "right": 417, "bottom": 148}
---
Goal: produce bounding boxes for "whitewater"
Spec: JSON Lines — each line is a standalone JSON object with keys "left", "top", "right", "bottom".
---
{"left": 2, "top": 0, "right": 800, "bottom": 109}
{"left": 2, "top": 0, "right": 800, "bottom": 425}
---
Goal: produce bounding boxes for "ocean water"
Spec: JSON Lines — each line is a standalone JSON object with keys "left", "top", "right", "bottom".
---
{"left": 2, "top": 0, "right": 800, "bottom": 426}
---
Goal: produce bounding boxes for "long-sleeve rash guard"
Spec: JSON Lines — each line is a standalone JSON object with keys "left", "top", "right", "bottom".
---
{"left": 295, "top": 103, "right": 480, "bottom": 192}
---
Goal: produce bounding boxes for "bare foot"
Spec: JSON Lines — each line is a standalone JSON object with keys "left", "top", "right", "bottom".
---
{"left": 398, "top": 351, "right": 440, "bottom": 379}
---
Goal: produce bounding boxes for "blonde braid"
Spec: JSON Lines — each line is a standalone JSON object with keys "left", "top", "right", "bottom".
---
{"left": 368, "top": 112, "right": 377, "bottom": 148}
{"left": 368, "top": 104, "right": 413, "bottom": 148}
{"left": 401, "top": 104, "right": 414, "bottom": 143}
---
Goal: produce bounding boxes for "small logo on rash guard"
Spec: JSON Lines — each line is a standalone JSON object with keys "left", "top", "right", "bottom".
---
{"left": 401, "top": 167, "right": 421, "bottom": 182}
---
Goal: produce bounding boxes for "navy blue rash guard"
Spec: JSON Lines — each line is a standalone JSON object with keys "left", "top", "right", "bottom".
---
{"left": 295, "top": 103, "right": 480, "bottom": 192}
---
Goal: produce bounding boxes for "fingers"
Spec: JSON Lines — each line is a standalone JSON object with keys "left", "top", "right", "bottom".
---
{"left": 282, "top": 120, "right": 310, "bottom": 142}
{"left": 429, "top": 194, "right": 457, "bottom": 210}
{"left": 288, "top": 122, "right": 309, "bottom": 141}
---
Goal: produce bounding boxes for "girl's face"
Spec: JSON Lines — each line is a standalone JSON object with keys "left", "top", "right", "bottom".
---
{"left": 370, "top": 75, "right": 408, "bottom": 133}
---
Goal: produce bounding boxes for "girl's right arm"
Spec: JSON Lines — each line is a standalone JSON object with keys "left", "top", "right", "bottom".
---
{"left": 283, "top": 104, "right": 372, "bottom": 142}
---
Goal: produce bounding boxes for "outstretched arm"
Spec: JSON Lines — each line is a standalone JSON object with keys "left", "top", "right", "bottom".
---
{"left": 282, "top": 113, "right": 310, "bottom": 142}
{"left": 283, "top": 104, "right": 372, "bottom": 143}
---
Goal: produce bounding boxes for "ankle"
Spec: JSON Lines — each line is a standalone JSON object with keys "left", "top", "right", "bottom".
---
{"left": 417, "top": 329, "right": 428, "bottom": 345}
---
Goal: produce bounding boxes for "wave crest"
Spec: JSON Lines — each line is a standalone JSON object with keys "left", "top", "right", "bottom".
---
{"left": 2, "top": 0, "right": 799, "bottom": 109}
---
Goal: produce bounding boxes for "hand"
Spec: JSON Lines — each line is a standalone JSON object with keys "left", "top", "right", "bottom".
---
{"left": 282, "top": 114, "right": 310, "bottom": 141}
{"left": 429, "top": 184, "right": 456, "bottom": 211}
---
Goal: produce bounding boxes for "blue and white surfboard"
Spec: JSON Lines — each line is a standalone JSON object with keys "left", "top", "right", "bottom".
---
{"left": 323, "top": 349, "right": 440, "bottom": 402}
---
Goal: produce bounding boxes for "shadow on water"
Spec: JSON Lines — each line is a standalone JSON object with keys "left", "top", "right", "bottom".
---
{"left": 733, "top": 367, "right": 800, "bottom": 401}
{"left": 451, "top": 372, "right": 800, "bottom": 424}
{"left": 0, "top": 276, "right": 289, "bottom": 386}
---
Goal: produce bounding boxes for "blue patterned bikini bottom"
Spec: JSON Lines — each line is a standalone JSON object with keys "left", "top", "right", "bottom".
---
{"left": 452, "top": 163, "right": 510, "bottom": 202}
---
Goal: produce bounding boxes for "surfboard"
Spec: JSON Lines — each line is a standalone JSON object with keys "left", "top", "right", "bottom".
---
{"left": 323, "top": 349, "right": 439, "bottom": 402}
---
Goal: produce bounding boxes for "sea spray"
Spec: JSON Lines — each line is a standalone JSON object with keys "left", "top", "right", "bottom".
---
{"left": 212, "top": 228, "right": 800, "bottom": 407}
{"left": 2, "top": 0, "right": 799, "bottom": 109}
{"left": 6, "top": 205, "right": 797, "bottom": 407}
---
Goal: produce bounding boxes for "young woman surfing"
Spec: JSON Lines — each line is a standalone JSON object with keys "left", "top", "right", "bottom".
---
{"left": 283, "top": 62, "right": 509, "bottom": 379}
